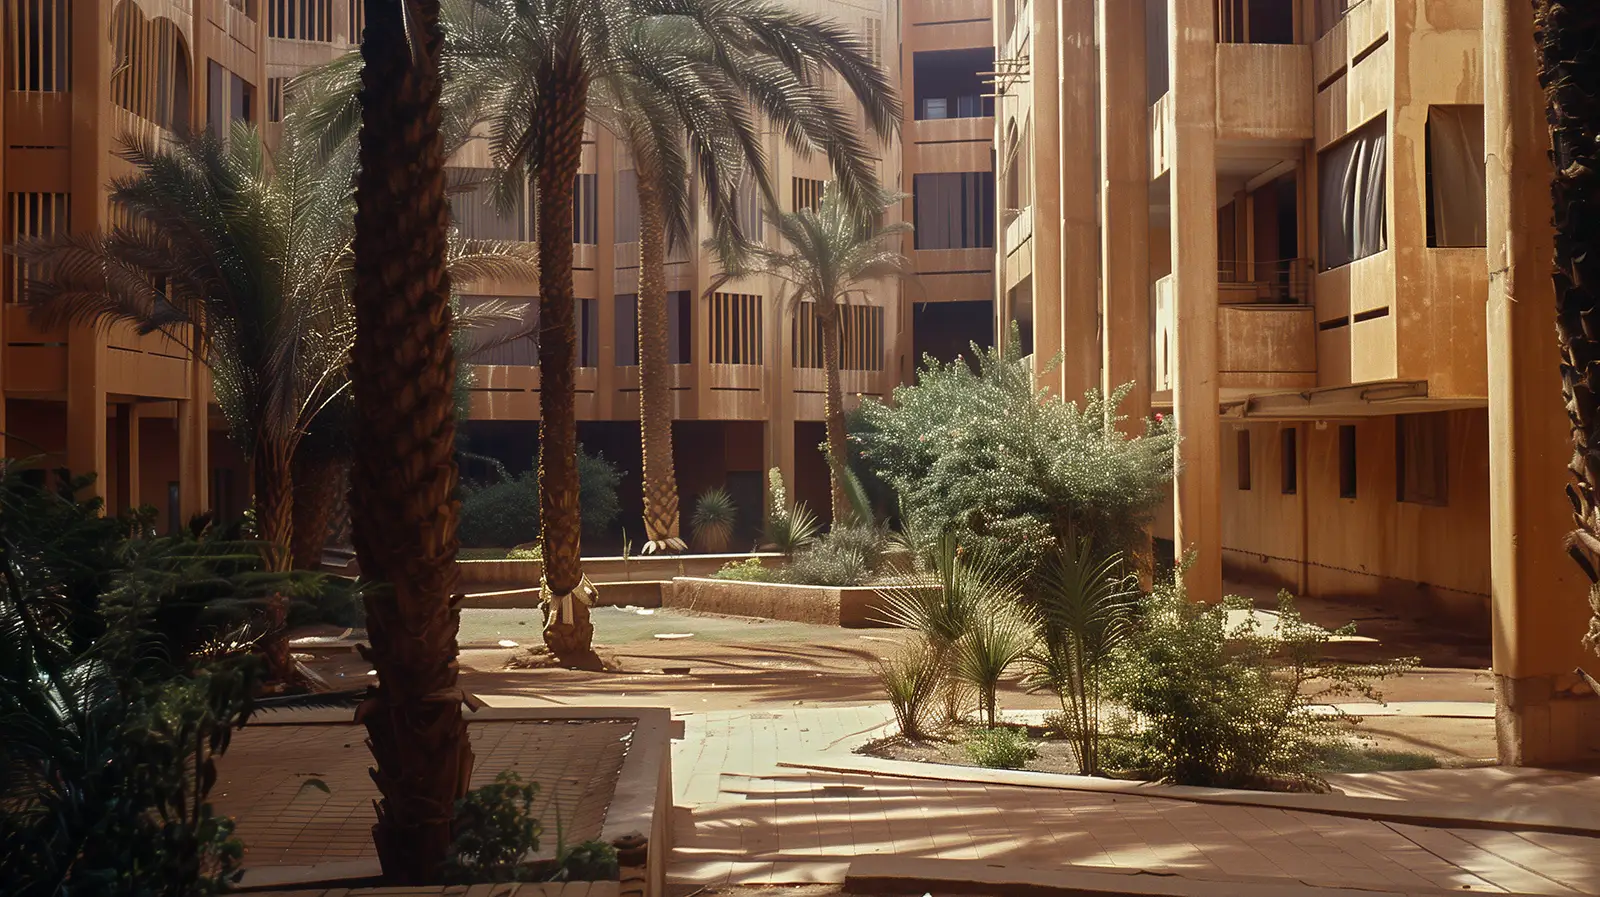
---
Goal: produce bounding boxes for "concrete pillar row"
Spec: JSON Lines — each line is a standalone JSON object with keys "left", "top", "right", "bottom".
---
{"left": 1096, "top": 0, "right": 1151, "bottom": 431}
{"left": 1165, "top": 0, "right": 1221, "bottom": 604}
{"left": 1483, "top": 0, "right": 1600, "bottom": 766}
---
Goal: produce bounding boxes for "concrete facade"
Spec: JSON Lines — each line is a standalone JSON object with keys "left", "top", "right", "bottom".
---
{"left": 1004, "top": 0, "right": 1600, "bottom": 763}
{"left": 5, "top": 1, "right": 996, "bottom": 537}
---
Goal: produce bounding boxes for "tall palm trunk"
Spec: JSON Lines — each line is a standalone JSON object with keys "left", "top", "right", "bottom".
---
{"left": 348, "top": 0, "right": 473, "bottom": 881}
{"left": 818, "top": 305, "right": 850, "bottom": 523}
{"left": 635, "top": 155, "right": 685, "bottom": 554}
{"left": 1537, "top": 0, "right": 1600, "bottom": 653}
{"left": 254, "top": 440, "right": 295, "bottom": 680}
{"left": 291, "top": 453, "right": 343, "bottom": 570}
{"left": 536, "top": 61, "right": 604, "bottom": 671}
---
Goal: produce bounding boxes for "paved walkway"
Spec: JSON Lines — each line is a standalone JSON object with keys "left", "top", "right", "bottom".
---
{"left": 662, "top": 705, "right": 1600, "bottom": 895}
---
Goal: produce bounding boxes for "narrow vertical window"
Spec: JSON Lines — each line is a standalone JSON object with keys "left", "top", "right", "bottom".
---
{"left": 1338, "top": 425, "right": 1358, "bottom": 499}
{"left": 1281, "top": 427, "right": 1298, "bottom": 495}
{"left": 1236, "top": 430, "right": 1252, "bottom": 491}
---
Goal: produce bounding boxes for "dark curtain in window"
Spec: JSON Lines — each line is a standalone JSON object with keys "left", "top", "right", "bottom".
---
{"left": 1318, "top": 116, "right": 1387, "bottom": 270}
{"left": 914, "top": 172, "right": 996, "bottom": 249}
{"left": 1427, "top": 105, "right": 1486, "bottom": 248}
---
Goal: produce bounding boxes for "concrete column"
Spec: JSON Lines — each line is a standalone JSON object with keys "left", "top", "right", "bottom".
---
{"left": 178, "top": 344, "right": 211, "bottom": 523}
{"left": 1028, "top": 0, "right": 1063, "bottom": 395}
{"left": 67, "top": 0, "right": 110, "bottom": 498}
{"left": 1166, "top": 0, "right": 1221, "bottom": 604}
{"left": 1484, "top": 0, "right": 1600, "bottom": 766}
{"left": 1097, "top": 0, "right": 1151, "bottom": 429}
{"left": 1059, "top": 0, "right": 1099, "bottom": 402}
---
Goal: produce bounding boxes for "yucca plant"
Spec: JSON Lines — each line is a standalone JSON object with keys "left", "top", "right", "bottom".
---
{"left": 691, "top": 488, "right": 738, "bottom": 554}
{"left": 761, "top": 468, "right": 820, "bottom": 555}
{"left": 1022, "top": 538, "right": 1139, "bottom": 776}
{"left": 871, "top": 639, "right": 943, "bottom": 740}
{"left": 953, "top": 601, "right": 1037, "bottom": 728}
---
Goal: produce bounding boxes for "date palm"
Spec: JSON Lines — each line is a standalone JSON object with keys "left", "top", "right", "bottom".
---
{"left": 716, "top": 185, "right": 909, "bottom": 522}
{"left": 449, "top": 0, "right": 898, "bottom": 666}
{"left": 1536, "top": 3, "right": 1600, "bottom": 654}
{"left": 346, "top": 0, "right": 474, "bottom": 880}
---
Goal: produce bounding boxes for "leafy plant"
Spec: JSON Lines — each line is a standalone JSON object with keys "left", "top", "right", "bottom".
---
{"left": 855, "top": 327, "right": 1177, "bottom": 572}
{"left": 691, "top": 488, "right": 738, "bottom": 554}
{"left": 762, "top": 468, "right": 820, "bottom": 555}
{"left": 963, "top": 727, "right": 1037, "bottom": 770}
{"left": 1022, "top": 539, "right": 1139, "bottom": 776}
{"left": 953, "top": 602, "right": 1036, "bottom": 728}
{"left": 1106, "top": 578, "right": 1414, "bottom": 789}
{"left": 458, "top": 448, "right": 623, "bottom": 548}
{"left": 442, "top": 771, "right": 542, "bottom": 883}
{"left": 872, "top": 639, "right": 944, "bottom": 740}
{"left": 710, "top": 557, "right": 784, "bottom": 583}
{"left": 552, "top": 839, "right": 620, "bottom": 882}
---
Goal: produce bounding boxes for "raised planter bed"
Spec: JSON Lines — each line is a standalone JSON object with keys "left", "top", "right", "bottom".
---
{"left": 457, "top": 553, "right": 783, "bottom": 591}
{"left": 664, "top": 576, "right": 896, "bottom": 628}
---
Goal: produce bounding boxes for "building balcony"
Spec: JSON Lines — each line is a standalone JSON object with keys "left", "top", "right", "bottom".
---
{"left": 1215, "top": 43, "right": 1313, "bottom": 142}
{"left": 907, "top": 116, "right": 995, "bottom": 174}
{"left": 1153, "top": 262, "right": 1318, "bottom": 396}
{"left": 908, "top": 0, "right": 992, "bottom": 27}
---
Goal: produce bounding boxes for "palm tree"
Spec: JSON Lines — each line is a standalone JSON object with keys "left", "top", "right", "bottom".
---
{"left": 1535, "top": 3, "right": 1600, "bottom": 653}
{"left": 448, "top": 0, "right": 898, "bottom": 667}
{"left": 346, "top": 0, "right": 471, "bottom": 880}
{"left": 716, "top": 185, "right": 908, "bottom": 522}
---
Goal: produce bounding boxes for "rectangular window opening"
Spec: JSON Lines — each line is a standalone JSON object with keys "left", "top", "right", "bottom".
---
{"left": 1281, "top": 428, "right": 1298, "bottom": 495}
{"left": 1338, "top": 424, "right": 1358, "bottom": 499}
{"left": 1236, "top": 430, "right": 1252, "bottom": 491}
{"left": 1318, "top": 115, "right": 1388, "bottom": 271}
{"left": 1396, "top": 413, "right": 1449, "bottom": 506}
{"left": 1425, "top": 105, "right": 1487, "bottom": 248}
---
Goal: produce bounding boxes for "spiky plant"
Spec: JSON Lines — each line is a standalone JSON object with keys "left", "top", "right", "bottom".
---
{"left": 715, "top": 185, "right": 910, "bottom": 523}
{"left": 691, "top": 488, "right": 738, "bottom": 554}
{"left": 1534, "top": 1, "right": 1600, "bottom": 655}
{"left": 1021, "top": 538, "right": 1139, "bottom": 776}
{"left": 953, "top": 600, "right": 1036, "bottom": 728}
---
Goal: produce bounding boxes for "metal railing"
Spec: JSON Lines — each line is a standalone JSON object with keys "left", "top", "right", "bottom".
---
{"left": 1217, "top": 258, "right": 1313, "bottom": 305}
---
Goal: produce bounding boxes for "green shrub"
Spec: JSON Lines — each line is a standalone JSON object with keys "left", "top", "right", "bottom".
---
{"left": 710, "top": 557, "right": 784, "bottom": 582}
{"left": 762, "top": 468, "right": 819, "bottom": 554}
{"left": 443, "top": 771, "right": 542, "bottom": 883}
{"left": 963, "top": 727, "right": 1037, "bottom": 770}
{"left": 854, "top": 326, "right": 1176, "bottom": 571}
{"left": 1106, "top": 579, "right": 1414, "bottom": 789}
{"left": 458, "top": 447, "right": 622, "bottom": 548}
{"left": 783, "top": 524, "right": 888, "bottom": 586}
{"left": 553, "top": 840, "right": 620, "bottom": 882}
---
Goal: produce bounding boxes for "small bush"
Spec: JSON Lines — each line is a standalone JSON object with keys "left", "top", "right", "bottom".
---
{"left": 691, "top": 488, "right": 738, "bottom": 553}
{"left": 554, "top": 840, "right": 620, "bottom": 882}
{"left": 784, "top": 524, "right": 888, "bottom": 586}
{"left": 443, "top": 771, "right": 542, "bottom": 883}
{"left": 1106, "top": 580, "right": 1414, "bottom": 789}
{"left": 710, "top": 557, "right": 784, "bottom": 582}
{"left": 458, "top": 448, "right": 622, "bottom": 548}
{"left": 873, "top": 639, "right": 944, "bottom": 739}
{"left": 963, "top": 727, "right": 1037, "bottom": 769}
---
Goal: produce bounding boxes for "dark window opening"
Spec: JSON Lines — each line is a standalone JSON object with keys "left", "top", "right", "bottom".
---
{"left": 1318, "top": 116, "right": 1387, "bottom": 270}
{"left": 615, "top": 294, "right": 638, "bottom": 366}
{"left": 1216, "top": 0, "right": 1295, "bottom": 44}
{"left": 913, "top": 172, "right": 996, "bottom": 249}
{"left": 573, "top": 174, "right": 599, "bottom": 244}
{"left": 1338, "top": 425, "right": 1358, "bottom": 499}
{"left": 1425, "top": 105, "right": 1487, "bottom": 248}
{"left": 576, "top": 297, "right": 599, "bottom": 367}
{"left": 1396, "top": 413, "right": 1449, "bottom": 506}
{"left": 913, "top": 48, "right": 995, "bottom": 120}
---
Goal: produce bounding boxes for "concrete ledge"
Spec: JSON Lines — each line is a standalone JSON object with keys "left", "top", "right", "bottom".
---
{"left": 460, "top": 580, "right": 665, "bottom": 610}
{"left": 845, "top": 856, "right": 1545, "bottom": 897}
{"left": 777, "top": 754, "right": 1600, "bottom": 838}
{"left": 238, "top": 706, "right": 673, "bottom": 897}
{"left": 663, "top": 576, "right": 894, "bottom": 627}
{"left": 457, "top": 554, "right": 782, "bottom": 590}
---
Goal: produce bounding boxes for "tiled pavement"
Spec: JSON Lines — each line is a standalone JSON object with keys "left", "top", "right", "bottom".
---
{"left": 216, "top": 719, "right": 635, "bottom": 869}
{"left": 665, "top": 705, "right": 1600, "bottom": 894}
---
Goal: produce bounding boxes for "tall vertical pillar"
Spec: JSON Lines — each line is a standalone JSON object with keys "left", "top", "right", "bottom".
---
{"left": 1166, "top": 0, "right": 1221, "bottom": 603}
{"left": 1029, "top": 0, "right": 1063, "bottom": 395}
{"left": 67, "top": 0, "right": 110, "bottom": 498}
{"left": 1484, "top": 0, "right": 1600, "bottom": 765}
{"left": 178, "top": 344, "right": 211, "bottom": 524}
{"left": 1097, "top": 0, "right": 1151, "bottom": 429}
{"left": 1059, "top": 0, "right": 1099, "bottom": 402}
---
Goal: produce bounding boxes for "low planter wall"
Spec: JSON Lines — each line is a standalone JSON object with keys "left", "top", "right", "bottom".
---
{"left": 458, "top": 553, "right": 783, "bottom": 591}
{"left": 664, "top": 576, "right": 896, "bottom": 628}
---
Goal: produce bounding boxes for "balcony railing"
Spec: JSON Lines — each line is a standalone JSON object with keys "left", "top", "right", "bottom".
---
{"left": 1218, "top": 258, "right": 1313, "bottom": 305}
{"left": 1315, "top": 0, "right": 1368, "bottom": 38}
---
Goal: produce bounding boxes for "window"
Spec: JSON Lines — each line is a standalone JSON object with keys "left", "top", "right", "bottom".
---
{"left": 573, "top": 173, "right": 599, "bottom": 244}
{"left": 735, "top": 176, "right": 764, "bottom": 242}
{"left": 1215, "top": 0, "right": 1294, "bottom": 44}
{"left": 616, "top": 292, "right": 692, "bottom": 365}
{"left": 1396, "top": 413, "right": 1448, "bottom": 506}
{"left": 1281, "top": 428, "right": 1298, "bottom": 495}
{"left": 457, "top": 295, "right": 536, "bottom": 365}
{"left": 614, "top": 169, "right": 640, "bottom": 243}
{"left": 232, "top": 74, "right": 254, "bottom": 124}
{"left": 6, "top": 192, "right": 69, "bottom": 303}
{"left": 1338, "top": 425, "right": 1358, "bottom": 499}
{"left": 863, "top": 17, "right": 883, "bottom": 68}
{"left": 792, "top": 304, "right": 886, "bottom": 371}
{"left": 710, "top": 292, "right": 762, "bottom": 364}
{"left": 576, "top": 298, "right": 599, "bottom": 367}
{"left": 269, "top": 0, "right": 332, "bottom": 41}
{"left": 615, "top": 294, "right": 638, "bottom": 366}
{"left": 1318, "top": 116, "right": 1387, "bottom": 270}
{"left": 267, "top": 77, "right": 286, "bottom": 123}
{"left": 113, "top": 6, "right": 190, "bottom": 130}
{"left": 669, "top": 291, "right": 691, "bottom": 364}
{"left": 347, "top": 0, "right": 364, "bottom": 40}
{"left": 1236, "top": 430, "right": 1252, "bottom": 491}
{"left": 912, "top": 48, "right": 995, "bottom": 121}
{"left": 7, "top": 0, "right": 70, "bottom": 91}
{"left": 914, "top": 172, "right": 996, "bottom": 249}
{"left": 1426, "top": 106, "right": 1487, "bottom": 248}
{"left": 792, "top": 177, "right": 825, "bottom": 213}
{"left": 449, "top": 169, "right": 528, "bottom": 241}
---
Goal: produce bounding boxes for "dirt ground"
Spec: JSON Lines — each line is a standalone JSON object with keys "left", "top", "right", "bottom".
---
{"left": 296, "top": 590, "right": 1501, "bottom": 765}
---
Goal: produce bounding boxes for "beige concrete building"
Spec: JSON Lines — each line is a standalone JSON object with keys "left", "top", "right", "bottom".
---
{"left": 1003, "top": 0, "right": 1599, "bottom": 763}
{"left": 3, "top": 1, "right": 995, "bottom": 545}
